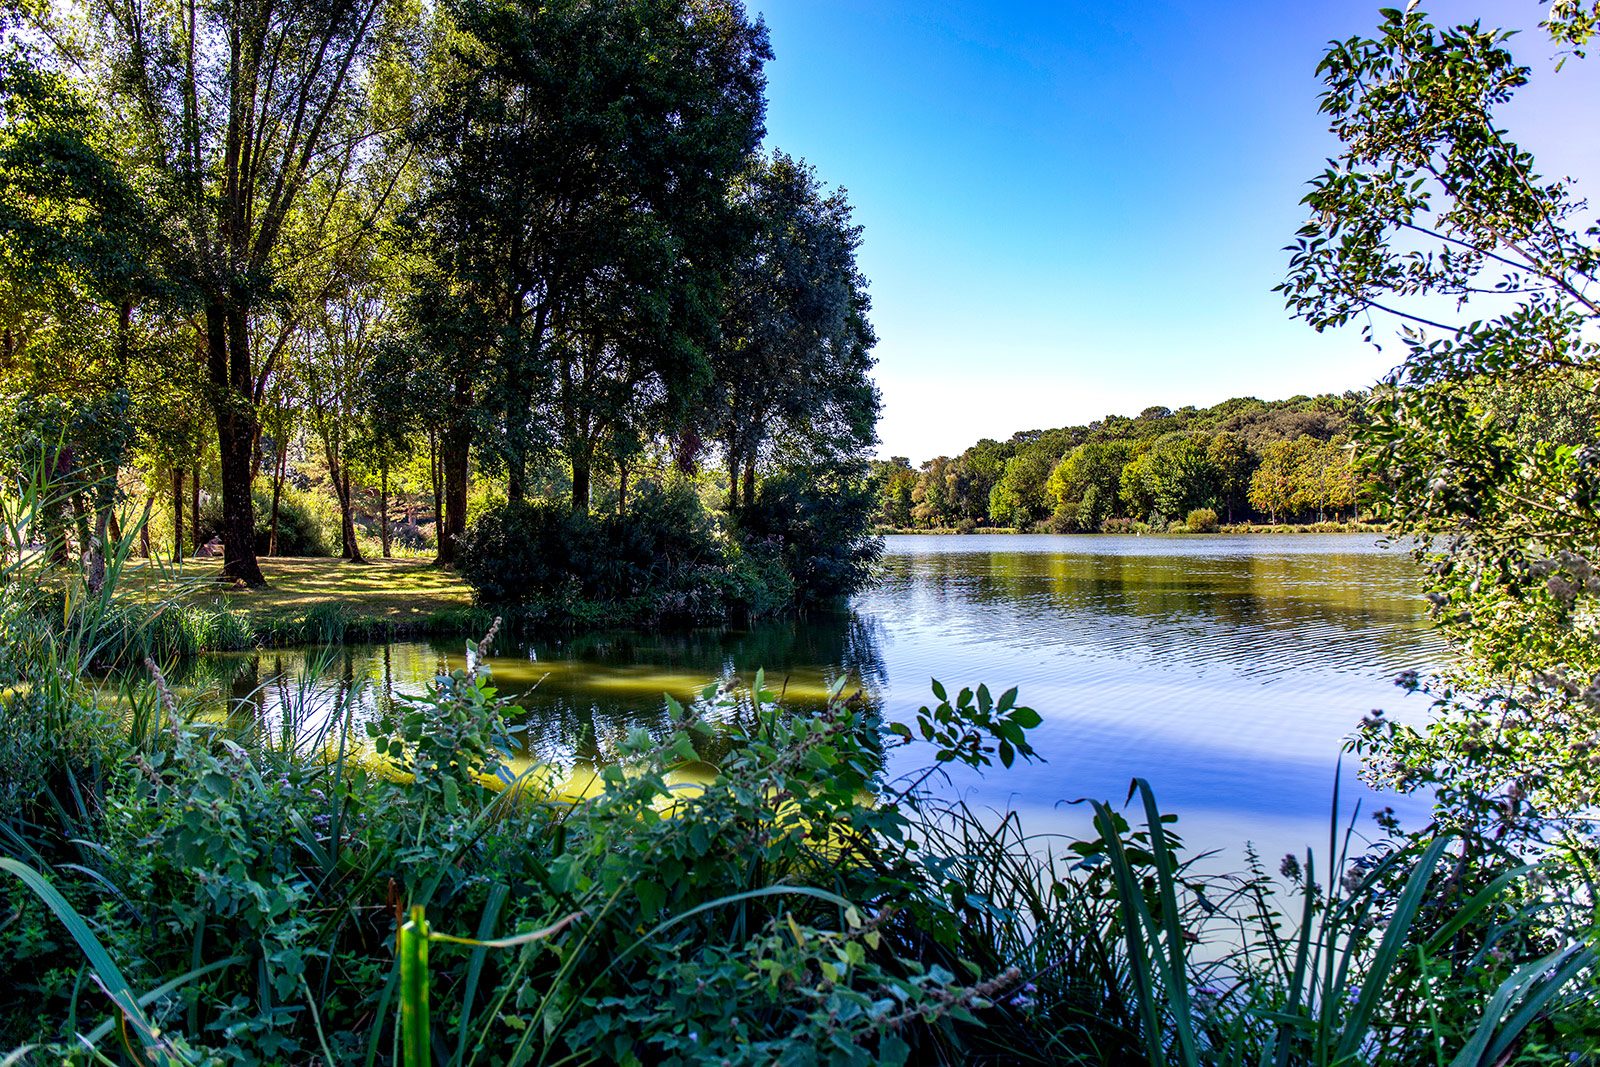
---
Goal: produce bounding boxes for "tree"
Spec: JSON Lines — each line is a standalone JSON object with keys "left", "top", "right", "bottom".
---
{"left": 297, "top": 260, "right": 392, "bottom": 562}
{"left": 712, "top": 152, "right": 878, "bottom": 512}
{"left": 988, "top": 447, "right": 1054, "bottom": 529}
{"left": 400, "top": 0, "right": 769, "bottom": 562}
{"left": 1047, "top": 439, "right": 1131, "bottom": 530}
{"left": 73, "top": 0, "right": 400, "bottom": 585}
{"left": 911, "top": 456, "right": 954, "bottom": 528}
{"left": 1248, "top": 436, "right": 1315, "bottom": 524}
{"left": 0, "top": 26, "right": 168, "bottom": 581}
{"left": 1119, "top": 433, "right": 1217, "bottom": 525}
{"left": 1282, "top": 3, "right": 1600, "bottom": 825}
{"left": 872, "top": 456, "right": 917, "bottom": 528}
{"left": 949, "top": 438, "right": 1012, "bottom": 524}
{"left": 1206, "top": 431, "right": 1252, "bottom": 524}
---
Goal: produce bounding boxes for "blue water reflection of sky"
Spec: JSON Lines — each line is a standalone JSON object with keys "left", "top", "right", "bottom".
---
{"left": 863, "top": 534, "right": 1442, "bottom": 859}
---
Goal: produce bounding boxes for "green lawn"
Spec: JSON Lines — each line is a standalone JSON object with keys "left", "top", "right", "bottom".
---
{"left": 135, "top": 556, "right": 475, "bottom": 626}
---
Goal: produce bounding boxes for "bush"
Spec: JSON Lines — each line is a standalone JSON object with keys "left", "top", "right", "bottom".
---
{"left": 195, "top": 486, "right": 332, "bottom": 556}
{"left": 585, "top": 482, "right": 724, "bottom": 599}
{"left": 456, "top": 500, "right": 588, "bottom": 608}
{"left": 458, "top": 484, "right": 796, "bottom": 624}
{"left": 1185, "top": 507, "right": 1220, "bottom": 533}
{"left": 738, "top": 463, "right": 883, "bottom": 604}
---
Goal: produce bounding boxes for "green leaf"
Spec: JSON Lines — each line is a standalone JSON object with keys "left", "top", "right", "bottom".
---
{"left": 0, "top": 858, "right": 167, "bottom": 1055}
{"left": 1010, "top": 706, "right": 1042, "bottom": 729}
{"left": 635, "top": 880, "right": 666, "bottom": 916}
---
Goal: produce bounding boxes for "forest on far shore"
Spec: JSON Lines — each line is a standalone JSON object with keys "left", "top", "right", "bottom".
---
{"left": 871, "top": 391, "right": 1367, "bottom": 532}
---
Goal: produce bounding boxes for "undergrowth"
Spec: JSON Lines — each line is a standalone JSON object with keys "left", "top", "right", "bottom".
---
{"left": 0, "top": 482, "right": 1596, "bottom": 1065}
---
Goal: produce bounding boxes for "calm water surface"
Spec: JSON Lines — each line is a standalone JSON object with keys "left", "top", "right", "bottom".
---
{"left": 189, "top": 534, "right": 1443, "bottom": 861}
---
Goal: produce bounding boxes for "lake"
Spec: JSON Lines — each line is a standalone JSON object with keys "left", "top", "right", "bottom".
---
{"left": 188, "top": 533, "right": 1443, "bottom": 864}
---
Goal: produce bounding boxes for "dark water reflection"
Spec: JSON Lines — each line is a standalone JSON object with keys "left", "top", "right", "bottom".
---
{"left": 184, "top": 534, "right": 1443, "bottom": 860}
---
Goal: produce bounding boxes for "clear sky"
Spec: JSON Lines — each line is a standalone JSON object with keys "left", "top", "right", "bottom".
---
{"left": 748, "top": 0, "right": 1600, "bottom": 462}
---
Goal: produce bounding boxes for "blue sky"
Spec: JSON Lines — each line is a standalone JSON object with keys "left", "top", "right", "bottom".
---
{"left": 749, "top": 1, "right": 1600, "bottom": 461}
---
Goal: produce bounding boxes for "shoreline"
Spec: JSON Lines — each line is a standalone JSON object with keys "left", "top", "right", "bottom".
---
{"left": 877, "top": 522, "right": 1391, "bottom": 536}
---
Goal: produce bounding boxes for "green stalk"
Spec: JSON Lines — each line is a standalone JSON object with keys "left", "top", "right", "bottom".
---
{"left": 401, "top": 905, "right": 432, "bottom": 1067}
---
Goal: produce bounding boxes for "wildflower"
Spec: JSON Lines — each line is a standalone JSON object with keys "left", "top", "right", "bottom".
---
{"left": 1279, "top": 853, "right": 1302, "bottom": 882}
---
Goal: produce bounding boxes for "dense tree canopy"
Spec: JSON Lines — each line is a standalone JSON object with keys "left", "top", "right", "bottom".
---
{"left": 0, "top": 0, "right": 881, "bottom": 608}
{"left": 872, "top": 392, "right": 1366, "bottom": 532}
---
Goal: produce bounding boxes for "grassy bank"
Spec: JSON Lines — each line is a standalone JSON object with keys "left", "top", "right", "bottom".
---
{"left": 118, "top": 557, "right": 487, "bottom": 653}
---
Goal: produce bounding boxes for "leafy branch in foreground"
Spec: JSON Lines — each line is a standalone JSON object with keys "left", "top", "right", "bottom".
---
{"left": 1282, "top": 2, "right": 1600, "bottom": 841}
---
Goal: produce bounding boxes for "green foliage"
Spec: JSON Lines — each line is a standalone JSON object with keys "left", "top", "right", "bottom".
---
{"left": 197, "top": 486, "right": 333, "bottom": 558}
{"left": 1119, "top": 433, "right": 1218, "bottom": 526}
{"left": 459, "top": 483, "right": 791, "bottom": 624}
{"left": 989, "top": 449, "right": 1055, "bottom": 530}
{"left": 739, "top": 462, "right": 883, "bottom": 604}
{"left": 1184, "top": 508, "right": 1219, "bottom": 533}
{"left": 714, "top": 152, "right": 880, "bottom": 512}
{"left": 460, "top": 467, "right": 880, "bottom": 621}
{"left": 455, "top": 499, "right": 585, "bottom": 608}
{"left": 886, "top": 394, "right": 1365, "bottom": 532}
{"left": 1282, "top": 2, "right": 1600, "bottom": 833}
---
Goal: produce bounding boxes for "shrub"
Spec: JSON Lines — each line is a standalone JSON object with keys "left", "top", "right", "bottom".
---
{"left": 456, "top": 500, "right": 587, "bottom": 608}
{"left": 458, "top": 485, "right": 795, "bottom": 624}
{"left": 585, "top": 482, "right": 726, "bottom": 601}
{"left": 196, "top": 486, "right": 332, "bottom": 557}
{"left": 1045, "top": 505, "right": 1085, "bottom": 533}
{"left": 739, "top": 463, "right": 883, "bottom": 604}
{"left": 1185, "top": 507, "right": 1220, "bottom": 533}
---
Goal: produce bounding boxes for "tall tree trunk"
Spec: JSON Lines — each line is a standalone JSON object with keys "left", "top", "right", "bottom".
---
{"left": 617, "top": 457, "right": 629, "bottom": 516}
{"left": 190, "top": 455, "right": 201, "bottom": 552}
{"left": 571, "top": 449, "right": 591, "bottom": 514}
{"left": 380, "top": 458, "right": 391, "bottom": 559}
{"left": 321, "top": 428, "right": 363, "bottom": 564}
{"left": 209, "top": 304, "right": 266, "bottom": 585}
{"left": 268, "top": 439, "right": 287, "bottom": 556}
{"left": 742, "top": 460, "right": 756, "bottom": 511}
{"left": 507, "top": 454, "right": 525, "bottom": 506}
{"left": 341, "top": 467, "right": 364, "bottom": 563}
{"left": 172, "top": 468, "right": 185, "bottom": 563}
{"left": 427, "top": 429, "right": 443, "bottom": 547}
{"left": 727, "top": 451, "right": 740, "bottom": 512}
{"left": 438, "top": 423, "right": 470, "bottom": 566}
{"left": 139, "top": 493, "right": 152, "bottom": 558}
{"left": 189, "top": 441, "right": 203, "bottom": 550}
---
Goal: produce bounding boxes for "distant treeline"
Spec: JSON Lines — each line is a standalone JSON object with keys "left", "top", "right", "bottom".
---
{"left": 871, "top": 392, "right": 1368, "bottom": 532}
